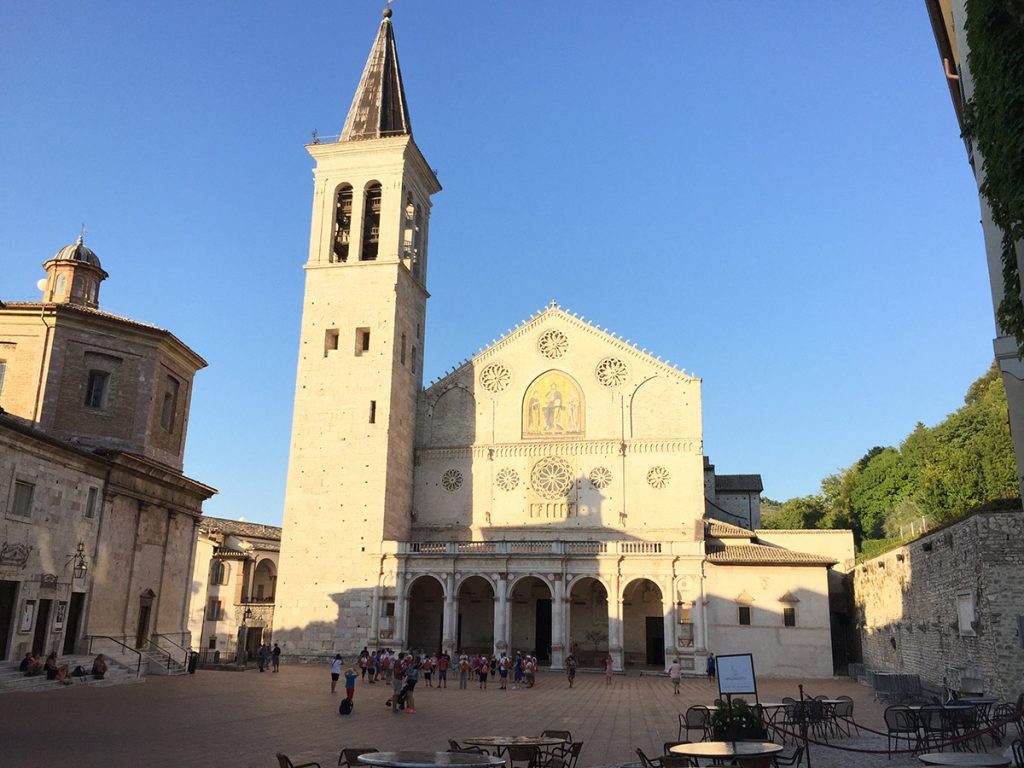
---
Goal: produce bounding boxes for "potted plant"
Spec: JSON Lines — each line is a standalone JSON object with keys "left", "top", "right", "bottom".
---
{"left": 709, "top": 698, "right": 768, "bottom": 741}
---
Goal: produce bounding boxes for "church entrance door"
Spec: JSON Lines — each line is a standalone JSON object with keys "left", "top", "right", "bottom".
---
{"left": 509, "top": 577, "right": 552, "bottom": 661}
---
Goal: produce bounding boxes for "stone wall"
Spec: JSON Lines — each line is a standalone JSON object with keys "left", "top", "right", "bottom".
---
{"left": 854, "top": 510, "right": 1024, "bottom": 700}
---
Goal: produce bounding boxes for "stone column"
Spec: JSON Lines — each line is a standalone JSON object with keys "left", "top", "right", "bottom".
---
{"left": 663, "top": 593, "right": 676, "bottom": 671}
{"left": 493, "top": 575, "right": 508, "bottom": 657}
{"left": 395, "top": 569, "right": 408, "bottom": 649}
{"left": 608, "top": 590, "right": 624, "bottom": 672}
{"left": 442, "top": 575, "right": 457, "bottom": 653}
{"left": 550, "top": 577, "right": 565, "bottom": 670}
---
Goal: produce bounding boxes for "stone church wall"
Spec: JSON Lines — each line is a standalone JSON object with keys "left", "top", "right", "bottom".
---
{"left": 854, "top": 510, "right": 1024, "bottom": 700}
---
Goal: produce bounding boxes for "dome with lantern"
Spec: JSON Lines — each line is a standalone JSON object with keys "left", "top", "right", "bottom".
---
{"left": 41, "top": 233, "right": 109, "bottom": 309}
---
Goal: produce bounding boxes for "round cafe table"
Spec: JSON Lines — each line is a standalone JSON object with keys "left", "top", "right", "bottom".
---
{"left": 358, "top": 752, "right": 506, "bottom": 768}
{"left": 463, "top": 737, "right": 567, "bottom": 758}
{"left": 917, "top": 753, "right": 1010, "bottom": 768}
{"left": 670, "top": 741, "right": 784, "bottom": 768}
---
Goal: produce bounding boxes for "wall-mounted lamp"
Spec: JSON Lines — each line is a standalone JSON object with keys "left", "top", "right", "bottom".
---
{"left": 67, "top": 542, "right": 88, "bottom": 579}
{"left": 243, "top": 607, "right": 253, "bottom": 622}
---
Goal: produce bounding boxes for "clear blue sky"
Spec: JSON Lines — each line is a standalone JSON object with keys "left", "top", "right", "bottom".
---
{"left": 1, "top": 2, "right": 994, "bottom": 524}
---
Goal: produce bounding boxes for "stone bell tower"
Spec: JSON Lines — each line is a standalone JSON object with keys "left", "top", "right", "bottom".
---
{"left": 274, "top": 7, "right": 441, "bottom": 654}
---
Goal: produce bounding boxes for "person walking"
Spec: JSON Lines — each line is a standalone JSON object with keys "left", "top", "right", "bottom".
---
{"left": 257, "top": 643, "right": 267, "bottom": 672}
{"left": 458, "top": 654, "right": 469, "bottom": 689}
{"left": 705, "top": 652, "right": 716, "bottom": 684}
{"left": 498, "top": 653, "right": 510, "bottom": 690}
{"left": 604, "top": 655, "right": 614, "bottom": 685}
{"left": 438, "top": 652, "right": 449, "bottom": 688}
{"left": 331, "top": 654, "right": 343, "bottom": 693}
{"left": 668, "top": 657, "right": 681, "bottom": 695}
{"left": 404, "top": 659, "right": 419, "bottom": 713}
{"left": 272, "top": 643, "right": 281, "bottom": 672}
{"left": 565, "top": 654, "right": 577, "bottom": 688}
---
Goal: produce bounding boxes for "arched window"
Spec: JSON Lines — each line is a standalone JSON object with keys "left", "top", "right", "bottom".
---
{"left": 413, "top": 206, "right": 424, "bottom": 280}
{"left": 72, "top": 275, "right": 84, "bottom": 298}
{"left": 333, "top": 184, "right": 353, "bottom": 262}
{"left": 361, "top": 182, "right": 382, "bottom": 261}
{"left": 403, "top": 194, "right": 415, "bottom": 261}
{"left": 210, "top": 560, "right": 229, "bottom": 586}
{"left": 54, "top": 274, "right": 67, "bottom": 298}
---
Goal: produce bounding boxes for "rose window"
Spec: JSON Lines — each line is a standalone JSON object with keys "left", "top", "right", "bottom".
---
{"left": 647, "top": 466, "right": 671, "bottom": 489}
{"left": 495, "top": 468, "right": 520, "bottom": 491}
{"left": 442, "top": 469, "right": 463, "bottom": 492}
{"left": 538, "top": 330, "right": 569, "bottom": 359}
{"left": 480, "top": 363, "right": 511, "bottom": 394}
{"left": 531, "top": 456, "right": 574, "bottom": 499}
{"left": 589, "top": 466, "right": 613, "bottom": 489}
{"left": 596, "top": 357, "right": 629, "bottom": 388}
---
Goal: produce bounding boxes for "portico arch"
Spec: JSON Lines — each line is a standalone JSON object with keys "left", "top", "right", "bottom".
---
{"left": 569, "top": 577, "right": 608, "bottom": 666}
{"left": 508, "top": 576, "right": 553, "bottom": 662}
{"left": 407, "top": 575, "right": 445, "bottom": 654}
{"left": 622, "top": 578, "right": 664, "bottom": 668}
{"left": 457, "top": 575, "right": 494, "bottom": 655}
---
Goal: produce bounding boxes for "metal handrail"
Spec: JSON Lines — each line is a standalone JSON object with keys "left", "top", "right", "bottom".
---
{"left": 86, "top": 635, "right": 143, "bottom": 677}
{"left": 150, "top": 633, "right": 190, "bottom": 671}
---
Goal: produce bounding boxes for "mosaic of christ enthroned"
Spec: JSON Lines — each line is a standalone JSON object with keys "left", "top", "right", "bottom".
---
{"left": 522, "top": 370, "right": 585, "bottom": 439}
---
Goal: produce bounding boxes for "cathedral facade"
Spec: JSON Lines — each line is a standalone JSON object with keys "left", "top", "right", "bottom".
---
{"left": 273, "top": 10, "right": 853, "bottom": 677}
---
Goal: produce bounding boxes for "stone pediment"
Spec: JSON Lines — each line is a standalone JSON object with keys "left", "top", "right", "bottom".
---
{"left": 422, "top": 301, "right": 698, "bottom": 404}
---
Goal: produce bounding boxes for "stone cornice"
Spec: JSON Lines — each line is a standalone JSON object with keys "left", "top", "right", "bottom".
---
{"left": 416, "top": 438, "right": 700, "bottom": 460}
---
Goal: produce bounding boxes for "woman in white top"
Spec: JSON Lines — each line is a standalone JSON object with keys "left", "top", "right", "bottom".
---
{"left": 331, "top": 654, "right": 343, "bottom": 693}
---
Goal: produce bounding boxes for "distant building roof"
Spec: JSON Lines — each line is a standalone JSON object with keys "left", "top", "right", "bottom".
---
{"left": 705, "top": 543, "right": 835, "bottom": 566}
{"left": 715, "top": 474, "right": 764, "bottom": 493}
{"left": 705, "top": 520, "right": 755, "bottom": 539}
{"left": 201, "top": 515, "right": 281, "bottom": 542}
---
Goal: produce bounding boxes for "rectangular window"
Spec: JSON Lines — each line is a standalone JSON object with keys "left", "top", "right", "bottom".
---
{"left": 324, "top": 328, "right": 339, "bottom": 357}
{"left": 369, "top": 400, "right": 377, "bottom": 424}
{"left": 957, "top": 592, "right": 976, "bottom": 636}
{"left": 207, "top": 599, "right": 222, "bottom": 621}
{"left": 355, "top": 328, "right": 371, "bottom": 355}
{"left": 11, "top": 480, "right": 34, "bottom": 518}
{"left": 85, "top": 487, "right": 99, "bottom": 519}
{"left": 738, "top": 605, "right": 751, "bottom": 626}
{"left": 84, "top": 370, "right": 110, "bottom": 408}
{"left": 0, "top": 360, "right": 6, "bottom": 398}
{"left": 411, "top": 346, "right": 417, "bottom": 374}
{"left": 400, "top": 333, "right": 407, "bottom": 365}
{"left": 384, "top": 601, "right": 395, "bottom": 617}
{"left": 160, "top": 376, "right": 180, "bottom": 431}
{"left": 783, "top": 607, "right": 796, "bottom": 627}
{"left": 208, "top": 635, "right": 217, "bottom": 649}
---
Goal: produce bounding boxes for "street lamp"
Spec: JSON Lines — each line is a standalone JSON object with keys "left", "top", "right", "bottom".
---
{"left": 243, "top": 607, "right": 253, "bottom": 622}
{"left": 67, "top": 542, "right": 88, "bottom": 580}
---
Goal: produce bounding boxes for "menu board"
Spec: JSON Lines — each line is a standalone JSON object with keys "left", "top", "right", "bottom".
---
{"left": 717, "top": 653, "right": 757, "bottom": 697}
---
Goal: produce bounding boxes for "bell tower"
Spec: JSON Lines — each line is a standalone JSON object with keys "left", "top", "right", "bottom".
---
{"left": 274, "top": 7, "right": 441, "bottom": 654}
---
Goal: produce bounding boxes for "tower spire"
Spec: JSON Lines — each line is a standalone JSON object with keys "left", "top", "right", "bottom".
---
{"left": 340, "top": 7, "right": 412, "bottom": 141}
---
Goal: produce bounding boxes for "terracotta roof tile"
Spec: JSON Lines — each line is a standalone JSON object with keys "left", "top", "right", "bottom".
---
{"left": 705, "top": 543, "right": 836, "bottom": 566}
{"left": 201, "top": 515, "right": 281, "bottom": 541}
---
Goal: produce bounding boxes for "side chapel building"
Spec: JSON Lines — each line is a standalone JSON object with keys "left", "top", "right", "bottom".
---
{"left": 274, "top": 9, "right": 854, "bottom": 676}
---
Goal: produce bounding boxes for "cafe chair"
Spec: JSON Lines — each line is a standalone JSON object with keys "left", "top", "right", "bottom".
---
{"left": 338, "top": 748, "right": 378, "bottom": 768}
{"left": 771, "top": 746, "right": 804, "bottom": 768}
{"left": 448, "top": 741, "right": 490, "bottom": 756}
{"left": 884, "top": 705, "right": 919, "bottom": 758}
{"left": 540, "top": 741, "right": 583, "bottom": 768}
{"left": 678, "top": 706, "right": 710, "bottom": 742}
{"left": 506, "top": 745, "right": 543, "bottom": 768}
{"left": 635, "top": 748, "right": 664, "bottom": 768}
{"left": 660, "top": 744, "right": 697, "bottom": 768}
{"left": 1010, "top": 738, "right": 1022, "bottom": 768}
{"left": 278, "top": 754, "right": 321, "bottom": 768}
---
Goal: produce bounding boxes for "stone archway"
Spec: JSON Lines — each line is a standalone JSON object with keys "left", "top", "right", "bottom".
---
{"left": 407, "top": 575, "right": 444, "bottom": 654}
{"left": 457, "top": 576, "right": 494, "bottom": 655}
{"left": 569, "top": 577, "right": 608, "bottom": 666}
{"left": 509, "top": 576, "right": 553, "bottom": 661}
{"left": 622, "top": 578, "right": 664, "bottom": 668}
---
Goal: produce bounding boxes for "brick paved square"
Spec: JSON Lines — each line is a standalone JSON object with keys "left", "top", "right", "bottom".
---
{"left": 0, "top": 667, "right": 1008, "bottom": 768}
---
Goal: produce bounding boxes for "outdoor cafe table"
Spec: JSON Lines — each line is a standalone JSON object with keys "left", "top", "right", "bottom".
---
{"left": 463, "top": 737, "right": 567, "bottom": 758}
{"left": 917, "top": 753, "right": 1010, "bottom": 768}
{"left": 358, "top": 752, "right": 506, "bottom": 768}
{"left": 670, "top": 740, "right": 784, "bottom": 768}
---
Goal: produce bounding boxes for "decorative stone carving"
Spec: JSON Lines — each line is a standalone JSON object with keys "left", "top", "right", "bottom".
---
{"left": 589, "top": 466, "right": 613, "bottom": 489}
{"left": 495, "top": 468, "right": 520, "bottom": 491}
{"left": 538, "top": 329, "right": 569, "bottom": 359}
{"left": 479, "top": 363, "right": 511, "bottom": 393}
{"left": 523, "top": 370, "right": 584, "bottom": 439}
{"left": 647, "top": 466, "right": 671, "bottom": 489}
{"left": 596, "top": 357, "right": 629, "bottom": 388}
{"left": 441, "top": 469, "right": 463, "bottom": 492}
{"left": 0, "top": 542, "right": 31, "bottom": 569}
{"left": 531, "top": 456, "right": 574, "bottom": 499}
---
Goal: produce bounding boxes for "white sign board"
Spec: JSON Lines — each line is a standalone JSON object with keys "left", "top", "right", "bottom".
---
{"left": 717, "top": 653, "right": 757, "bottom": 697}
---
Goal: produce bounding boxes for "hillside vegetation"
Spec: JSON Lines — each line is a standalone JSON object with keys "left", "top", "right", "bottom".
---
{"left": 761, "top": 363, "right": 1020, "bottom": 552}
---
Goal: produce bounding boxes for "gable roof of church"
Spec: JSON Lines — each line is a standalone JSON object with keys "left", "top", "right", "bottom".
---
{"left": 341, "top": 10, "right": 412, "bottom": 141}
{"left": 424, "top": 301, "right": 697, "bottom": 396}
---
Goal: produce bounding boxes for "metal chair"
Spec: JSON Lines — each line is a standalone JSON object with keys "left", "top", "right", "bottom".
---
{"left": 1011, "top": 738, "right": 1023, "bottom": 768}
{"left": 678, "top": 706, "right": 710, "bottom": 741}
{"left": 917, "top": 706, "right": 947, "bottom": 751}
{"left": 279, "top": 755, "right": 321, "bottom": 768}
{"left": 635, "top": 748, "right": 663, "bottom": 768}
{"left": 660, "top": 743, "right": 697, "bottom": 768}
{"left": 772, "top": 746, "right": 804, "bottom": 768}
{"left": 884, "top": 705, "right": 919, "bottom": 758}
{"left": 541, "top": 730, "right": 573, "bottom": 744}
{"left": 448, "top": 741, "right": 490, "bottom": 756}
{"left": 338, "top": 748, "right": 378, "bottom": 768}
{"left": 506, "top": 745, "right": 543, "bottom": 768}
{"left": 833, "top": 696, "right": 859, "bottom": 737}
{"left": 540, "top": 741, "right": 582, "bottom": 768}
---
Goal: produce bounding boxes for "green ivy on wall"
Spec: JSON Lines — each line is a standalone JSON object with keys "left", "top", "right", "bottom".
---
{"left": 962, "top": 0, "right": 1024, "bottom": 353}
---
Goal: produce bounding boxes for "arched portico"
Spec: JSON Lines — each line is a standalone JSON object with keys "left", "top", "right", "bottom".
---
{"left": 407, "top": 575, "right": 444, "bottom": 653}
{"left": 508, "top": 576, "right": 553, "bottom": 661}
{"left": 457, "top": 575, "right": 494, "bottom": 654}
{"left": 622, "top": 578, "right": 664, "bottom": 668}
{"left": 569, "top": 577, "right": 609, "bottom": 666}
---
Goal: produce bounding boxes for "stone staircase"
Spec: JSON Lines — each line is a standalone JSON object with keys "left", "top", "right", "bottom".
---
{"left": 140, "top": 644, "right": 188, "bottom": 676}
{"left": 0, "top": 654, "right": 144, "bottom": 693}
